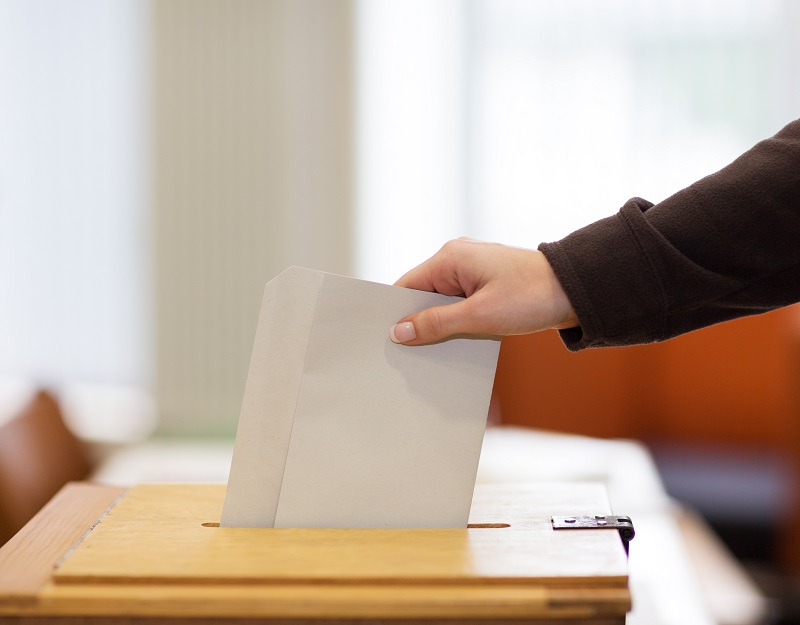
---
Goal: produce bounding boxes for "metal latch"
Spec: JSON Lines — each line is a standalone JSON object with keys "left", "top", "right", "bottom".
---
{"left": 551, "top": 515, "right": 635, "bottom": 555}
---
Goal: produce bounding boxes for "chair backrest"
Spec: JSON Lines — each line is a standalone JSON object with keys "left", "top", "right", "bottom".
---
{"left": 0, "top": 390, "right": 93, "bottom": 544}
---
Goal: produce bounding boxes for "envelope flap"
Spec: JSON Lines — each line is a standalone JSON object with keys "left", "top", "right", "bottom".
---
{"left": 221, "top": 267, "right": 324, "bottom": 527}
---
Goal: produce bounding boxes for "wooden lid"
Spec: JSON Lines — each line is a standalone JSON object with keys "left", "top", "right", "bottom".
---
{"left": 2, "top": 482, "right": 630, "bottom": 621}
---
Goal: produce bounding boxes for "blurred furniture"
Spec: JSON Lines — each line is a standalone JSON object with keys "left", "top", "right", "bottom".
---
{"left": 0, "top": 390, "right": 93, "bottom": 545}
{"left": 494, "top": 305, "right": 800, "bottom": 574}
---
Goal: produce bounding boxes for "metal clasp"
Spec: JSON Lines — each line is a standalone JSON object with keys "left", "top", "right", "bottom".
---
{"left": 551, "top": 515, "right": 635, "bottom": 555}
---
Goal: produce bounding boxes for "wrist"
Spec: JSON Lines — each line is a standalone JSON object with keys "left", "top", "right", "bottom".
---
{"left": 537, "top": 251, "right": 579, "bottom": 330}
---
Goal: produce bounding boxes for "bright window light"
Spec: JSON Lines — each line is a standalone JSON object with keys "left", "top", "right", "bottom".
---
{"left": 356, "top": 0, "right": 798, "bottom": 282}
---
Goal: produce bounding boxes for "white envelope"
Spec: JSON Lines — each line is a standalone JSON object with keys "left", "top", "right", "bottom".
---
{"left": 221, "top": 267, "right": 500, "bottom": 528}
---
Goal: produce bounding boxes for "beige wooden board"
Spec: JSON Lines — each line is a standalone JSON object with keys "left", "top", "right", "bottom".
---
{"left": 0, "top": 482, "right": 123, "bottom": 608}
{"left": 0, "top": 483, "right": 630, "bottom": 621}
{"left": 27, "top": 585, "right": 631, "bottom": 620}
{"left": 54, "top": 483, "right": 627, "bottom": 586}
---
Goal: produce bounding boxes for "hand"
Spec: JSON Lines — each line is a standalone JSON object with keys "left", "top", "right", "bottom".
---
{"left": 390, "top": 238, "right": 578, "bottom": 345}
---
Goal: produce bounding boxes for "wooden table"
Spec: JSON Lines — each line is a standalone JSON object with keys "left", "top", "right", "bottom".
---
{"left": 0, "top": 482, "right": 630, "bottom": 624}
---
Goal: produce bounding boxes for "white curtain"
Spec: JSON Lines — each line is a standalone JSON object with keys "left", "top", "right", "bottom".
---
{"left": 0, "top": 1, "right": 151, "bottom": 388}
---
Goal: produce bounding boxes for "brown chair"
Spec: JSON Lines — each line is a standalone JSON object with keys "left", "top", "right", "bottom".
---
{"left": 0, "top": 390, "right": 93, "bottom": 545}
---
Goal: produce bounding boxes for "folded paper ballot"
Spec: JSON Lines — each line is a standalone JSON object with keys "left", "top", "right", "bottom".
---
{"left": 221, "top": 267, "right": 501, "bottom": 528}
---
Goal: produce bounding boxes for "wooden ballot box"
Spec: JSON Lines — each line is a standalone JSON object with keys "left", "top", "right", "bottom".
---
{"left": 0, "top": 482, "right": 631, "bottom": 624}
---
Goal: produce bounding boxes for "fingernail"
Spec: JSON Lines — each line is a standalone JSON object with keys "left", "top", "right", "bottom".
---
{"left": 389, "top": 322, "right": 416, "bottom": 344}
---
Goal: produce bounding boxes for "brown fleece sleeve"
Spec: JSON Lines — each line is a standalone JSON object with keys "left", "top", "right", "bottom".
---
{"left": 539, "top": 119, "right": 800, "bottom": 351}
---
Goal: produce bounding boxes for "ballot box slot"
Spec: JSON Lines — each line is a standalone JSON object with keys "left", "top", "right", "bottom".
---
{"left": 467, "top": 523, "right": 510, "bottom": 528}
{"left": 200, "top": 522, "right": 512, "bottom": 528}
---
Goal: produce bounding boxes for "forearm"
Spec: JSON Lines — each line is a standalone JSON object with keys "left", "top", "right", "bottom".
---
{"left": 541, "top": 119, "right": 800, "bottom": 350}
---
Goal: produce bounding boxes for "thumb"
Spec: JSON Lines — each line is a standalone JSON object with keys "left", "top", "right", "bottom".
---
{"left": 389, "top": 299, "right": 478, "bottom": 345}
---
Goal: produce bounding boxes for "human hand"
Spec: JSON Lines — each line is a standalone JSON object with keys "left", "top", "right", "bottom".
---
{"left": 389, "top": 238, "right": 579, "bottom": 345}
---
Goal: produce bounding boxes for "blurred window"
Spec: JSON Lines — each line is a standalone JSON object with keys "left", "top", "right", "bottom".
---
{"left": 0, "top": 0, "right": 151, "bottom": 388}
{"left": 356, "top": 0, "right": 799, "bottom": 282}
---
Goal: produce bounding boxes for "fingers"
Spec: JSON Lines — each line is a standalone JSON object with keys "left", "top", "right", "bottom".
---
{"left": 394, "top": 240, "right": 476, "bottom": 296}
{"left": 389, "top": 298, "right": 483, "bottom": 345}
{"left": 390, "top": 238, "right": 580, "bottom": 345}
{"left": 393, "top": 250, "right": 442, "bottom": 291}
{"left": 389, "top": 321, "right": 418, "bottom": 343}
{"left": 394, "top": 265, "right": 433, "bottom": 291}
{"left": 394, "top": 263, "right": 465, "bottom": 296}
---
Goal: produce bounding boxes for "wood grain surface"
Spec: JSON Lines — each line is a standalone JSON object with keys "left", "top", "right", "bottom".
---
{"left": 0, "top": 482, "right": 123, "bottom": 607}
{"left": 53, "top": 483, "right": 627, "bottom": 586}
{"left": 0, "top": 482, "right": 630, "bottom": 622}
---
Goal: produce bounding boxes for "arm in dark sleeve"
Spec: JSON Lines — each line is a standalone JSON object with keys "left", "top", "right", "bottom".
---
{"left": 539, "top": 119, "right": 800, "bottom": 351}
